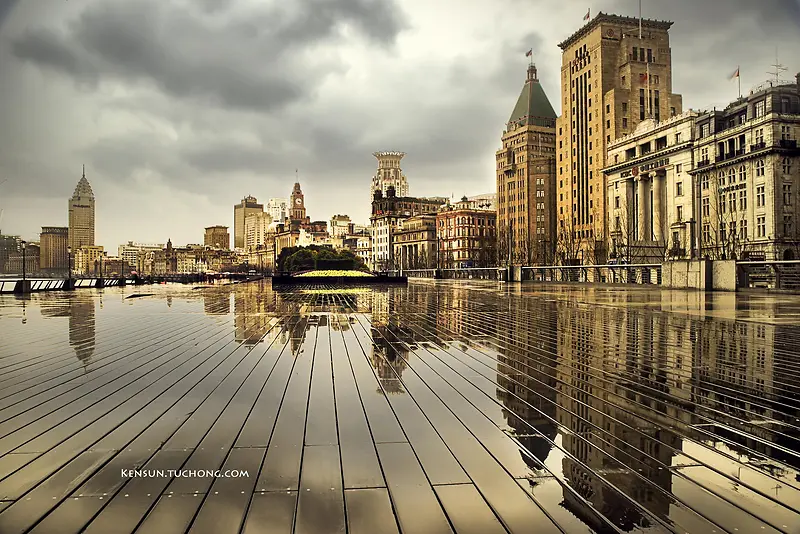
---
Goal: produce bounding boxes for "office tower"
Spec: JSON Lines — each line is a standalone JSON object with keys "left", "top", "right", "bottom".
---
{"left": 40, "top": 226, "right": 69, "bottom": 272}
{"left": 233, "top": 196, "right": 263, "bottom": 249}
{"left": 68, "top": 165, "right": 95, "bottom": 251}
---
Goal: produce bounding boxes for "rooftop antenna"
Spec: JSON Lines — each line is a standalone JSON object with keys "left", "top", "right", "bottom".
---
{"left": 767, "top": 46, "right": 787, "bottom": 85}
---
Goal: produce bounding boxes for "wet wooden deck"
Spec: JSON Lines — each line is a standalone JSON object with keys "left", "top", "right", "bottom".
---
{"left": 0, "top": 281, "right": 799, "bottom": 533}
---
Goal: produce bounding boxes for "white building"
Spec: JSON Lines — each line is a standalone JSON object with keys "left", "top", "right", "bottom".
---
{"left": 267, "top": 198, "right": 289, "bottom": 223}
{"left": 356, "top": 232, "right": 373, "bottom": 271}
{"left": 118, "top": 241, "right": 163, "bottom": 272}
{"left": 372, "top": 151, "right": 409, "bottom": 199}
{"left": 329, "top": 214, "right": 352, "bottom": 237}
{"left": 603, "top": 112, "right": 699, "bottom": 262}
{"left": 244, "top": 212, "right": 273, "bottom": 252}
{"left": 689, "top": 78, "right": 800, "bottom": 260}
{"left": 466, "top": 193, "right": 497, "bottom": 211}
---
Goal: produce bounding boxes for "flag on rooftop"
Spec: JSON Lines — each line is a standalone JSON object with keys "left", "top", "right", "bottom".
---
{"left": 584, "top": 8, "right": 590, "bottom": 21}
{"left": 730, "top": 67, "right": 740, "bottom": 80}
{"left": 525, "top": 49, "right": 532, "bottom": 57}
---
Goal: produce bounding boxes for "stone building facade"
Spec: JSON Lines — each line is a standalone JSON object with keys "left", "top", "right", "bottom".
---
{"left": 603, "top": 112, "right": 698, "bottom": 262}
{"left": 556, "top": 13, "right": 682, "bottom": 264}
{"left": 392, "top": 214, "right": 437, "bottom": 270}
{"left": 689, "top": 77, "right": 800, "bottom": 260}
{"left": 40, "top": 226, "right": 69, "bottom": 272}
{"left": 436, "top": 198, "right": 497, "bottom": 269}
{"left": 496, "top": 65, "right": 558, "bottom": 266}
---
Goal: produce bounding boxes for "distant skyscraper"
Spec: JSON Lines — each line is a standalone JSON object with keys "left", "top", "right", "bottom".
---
{"left": 372, "top": 152, "right": 409, "bottom": 199}
{"left": 204, "top": 225, "right": 231, "bottom": 249}
{"left": 40, "top": 226, "right": 69, "bottom": 272}
{"left": 267, "top": 198, "right": 289, "bottom": 223}
{"left": 233, "top": 196, "right": 263, "bottom": 249}
{"left": 68, "top": 166, "right": 95, "bottom": 251}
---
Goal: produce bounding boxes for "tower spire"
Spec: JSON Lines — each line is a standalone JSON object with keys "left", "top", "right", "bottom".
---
{"left": 82, "top": 164, "right": 85, "bottom": 179}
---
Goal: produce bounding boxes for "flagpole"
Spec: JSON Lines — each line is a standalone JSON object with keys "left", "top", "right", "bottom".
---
{"left": 738, "top": 66, "right": 741, "bottom": 99}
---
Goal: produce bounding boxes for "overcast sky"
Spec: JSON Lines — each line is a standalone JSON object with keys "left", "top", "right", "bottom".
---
{"left": 0, "top": 0, "right": 798, "bottom": 250}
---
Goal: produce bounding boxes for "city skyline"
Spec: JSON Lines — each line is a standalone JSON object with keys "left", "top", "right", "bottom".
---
{"left": 0, "top": 0, "right": 798, "bottom": 250}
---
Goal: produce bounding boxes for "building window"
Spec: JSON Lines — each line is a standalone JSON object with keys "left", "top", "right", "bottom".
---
{"left": 647, "top": 48, "right": 653, "bottom": 62}
{"left": 755, "top": 128, "right": 764, "bottom": 145}
{"left": 740, "top": 219, "right": 748, "bottom": 239}
{"left": 671, "top": 107, "right": 676, "bottom": 117}
{"left": 615, "top": 196, "right": 620, "bottom": 208}
{"left": 785, "top": 215, "right": 793, "bottom": 236}
{"left": 784, "top": 184, "right": 793, "bottom": 205}
{"left": 739, "top": 165, "right": 747, "bottom": 182}
{"left": 677, "top": 205, "right": 684, "bottom": 222}
{"left": 676, "top": 182, "right": 683, "bottom": 196}
{"left": 739, "top": 190, "right": 747, "bottom": 211}
{"left": 632, "top": 47, "right": 638, "bottom": 61}
{"left": 728, "top": 168, "right": 735, "bottom": 184}
{"left": 702, "top": 197, "right": 710, "bottom": 218}
{"left": 757, "top": 217, "right": 766, "bottom": 238}
{"left": 676, "top": 163, "right": 682, "bottom": 174}
{"left": 701, "top": 123, "right": 710, "bottom": 138}
{"left": 622, "top": 102, "right": 628, "bottom": 114}
{"left": 783, "top": 157, "right": 792, "bottom": 175}
{"left": 755, "top": 100, "right": 766, "bottom": 118}
{"left": 639, "top": 89, "right": 645, "bottom": 120}
{"left": 702, "top": 224, "right": 711, "bottom": 243}
{"left": 757, "top": 185, "right": 765, "bottom": 207}
{"left": 729, "top": 192, "right": 736, "bottom": 212}
{"left": 755, "top": 159, "right": 765, "bottom": 177}
{"left": 702, "top": 174, "right": 709, "bottom": 190}
{"left": 622, "top": 118, "right": 628, "bottom": 128}
{"left": 652, "top": 74, "right": 659, "bottom": 84}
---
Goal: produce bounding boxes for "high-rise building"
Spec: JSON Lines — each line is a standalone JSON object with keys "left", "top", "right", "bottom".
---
{"left": 0, "top": 234, "right": 21, "bottom": 273}
{"left": 68, "top": 165, "right": 95, "bottom": 251}
{"left": 556, "top": 13, "right": 682, "bottom": 264}
{"left": 267, "top": 198, "right": 289, "bottom": 224}
{"left": 243, "top": 213, "right": 272, "bottom": 252}
{"left": 497, "top": 64, "right": 558, "bottom": 266}
{"left": 372, "top": 152, "right": 409, "bottom": 199}
{"left": 204, "top": 225, "right": 230, "bottom": 249}
{"left": 233, "top": 196, "right": 263, "bottom": 249}
{"left": 74, "top": 245, "right": 103, "bottom": 275}
{"left": 40, "top": 226, "right": 69, "bottom": 272}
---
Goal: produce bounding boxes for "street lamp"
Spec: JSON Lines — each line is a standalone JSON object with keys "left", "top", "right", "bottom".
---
{"left": 21, "top": 240, "right": 26, "bottom": 288}
{"left": 67, "top": 246, "right": 72, "bottom": 288}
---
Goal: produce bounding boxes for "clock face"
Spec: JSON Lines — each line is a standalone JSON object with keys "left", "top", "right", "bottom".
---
{"left": 295, "top": 197, "right": 302, "bottom": 205}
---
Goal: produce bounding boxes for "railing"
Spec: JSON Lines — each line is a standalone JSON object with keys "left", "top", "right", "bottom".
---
{"left": 403, "top": 268, "right": 506, "bottom": 281}
{"left": 522, "top": 264, "right": 662, "bottom": 285}
{"left": 737, "top": 260, "right": 800, "bottom": 290}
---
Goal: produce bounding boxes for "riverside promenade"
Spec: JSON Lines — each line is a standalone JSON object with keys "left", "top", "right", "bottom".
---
{"left": 0, "top": 280, "right": 799, "bottom": 533}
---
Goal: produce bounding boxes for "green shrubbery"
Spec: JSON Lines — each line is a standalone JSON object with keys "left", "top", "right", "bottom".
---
{"left": 277, "top": 245, "right": 368, "bottom": 273}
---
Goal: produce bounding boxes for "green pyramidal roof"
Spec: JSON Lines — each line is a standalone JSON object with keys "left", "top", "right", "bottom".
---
{"left": 508, "top": 65, "right": 557, "bottom": 126}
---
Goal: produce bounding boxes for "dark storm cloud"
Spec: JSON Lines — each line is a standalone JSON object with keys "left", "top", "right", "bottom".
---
{"left": 11, "top": 0, "right": 408, "bottom": 112}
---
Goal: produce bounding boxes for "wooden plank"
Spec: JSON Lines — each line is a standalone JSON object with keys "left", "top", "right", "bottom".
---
{"left": 241, "top": 491, "right": 297, "bottom": 534}
{"left": 135, "top": 494, "right": 202, "bottom": 534}
{"left": 434, "top": 484, "right": 507, "bottom": 534}
{"left": 294, "top": 445, "right": 345, "bottom": 534}
{"left": 304, "top": 319, "right": 337, "bottom": 446}
{"left": 344, "top": 488, "right": 400, "bottom": 534}
{"left": 376, "top": 442, "right": 453, "bottom": 534}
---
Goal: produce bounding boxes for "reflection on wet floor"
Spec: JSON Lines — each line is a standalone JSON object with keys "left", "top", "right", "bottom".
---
{"left": 0, "top": 280, "right": 799, "bottom": 533}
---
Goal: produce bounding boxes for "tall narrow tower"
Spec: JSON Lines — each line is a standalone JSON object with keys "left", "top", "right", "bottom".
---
{"left": 496, "top": 64, "right": 558, "bottom": 265}
{"left": 289, "top": 182, "right": 309, "bottom": 224}
{"left": 68, "top": 165, "right": 95, "bottom": 251}
{"left": 233, "top": 195, "right": 263, "bottom": 249}
{"left": 372, "top": 152, "right": 409, "bottom": 199}
{"left": 556, "top": 12, "right": 682, "bottom": 264}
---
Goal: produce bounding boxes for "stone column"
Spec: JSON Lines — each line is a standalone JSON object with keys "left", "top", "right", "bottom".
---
{"left": 652, "top": 171, "right": 664, "bottom": 242}
{"left": 637, "top": 175, "right": 648, "bottom": 241}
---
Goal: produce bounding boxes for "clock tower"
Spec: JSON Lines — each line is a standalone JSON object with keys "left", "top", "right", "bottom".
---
{"left": 289, "top": 182, "right": 308, "bottom": 224}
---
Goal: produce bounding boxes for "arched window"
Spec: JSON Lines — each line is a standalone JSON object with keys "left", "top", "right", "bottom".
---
{"left": 783, "top": 158, "right": 792, "bottom": 175}
{"left": 728, "top": 168, "right": 735, "bottom": 184}
{"left": 739, "top": 165, "right": 747, "bottom": 182}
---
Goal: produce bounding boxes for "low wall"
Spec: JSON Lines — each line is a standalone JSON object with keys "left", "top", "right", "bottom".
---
{"left": 661, "top": 260, "right": 736, "bottom": 291}
{"left": 272, "top": 275, "right": 408, "bottom": 287}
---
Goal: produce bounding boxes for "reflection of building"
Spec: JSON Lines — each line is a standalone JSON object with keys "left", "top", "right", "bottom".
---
{"left": 203, "top": 290, "right": 231, "bottom": 315}
{"left": 372, "top": 151, "right": 409, "bottom": 199}
{"left": 204, "top": 225, "right": 230, "bottom": 250}
{"left": 68, "top": 166, "right": 96, "bottom": 251}
{"left": 556, "top": 14, "right": 683, "bottom": 264}
{"left": 40, "top": 226, "right": 69, "bottom": 272}
{"left": 436, "top": 197, "right": 497, "bottom": 268}
{"left": 69, "top": 294, "right": 96, "bottom": 366}
{"left": 234, "top": 284, "right": 277, "bottom": 344}
{"left": 371, "top": 323, "right": 410, "bottom": 394}
{"left": 496, "top": 64, "right": 557, "bottom": 266}
{"left": 603, "top": 112, "right": 698, "bottom": 262}
{"left": 233, "top": 196, "right": 263, "bottom": 249}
